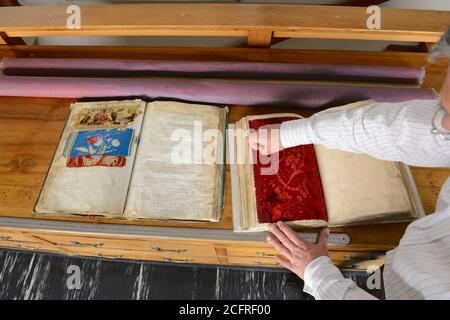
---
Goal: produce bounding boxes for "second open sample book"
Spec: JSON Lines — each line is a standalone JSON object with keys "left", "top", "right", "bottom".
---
{"left": 230, "top": 101, "right": 424, "bottom": 232}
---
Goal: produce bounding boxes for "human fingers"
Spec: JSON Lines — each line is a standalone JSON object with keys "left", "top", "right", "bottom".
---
{"left": 268, "top": 223, "right": 298, "bottom": 252}
{"left": 317, "top": 228, "right": 330, "bottom": 247}
{"left": 267, "top": 233, "right": 293, "bottom": 259}
{"left": 276, "top": 221, "right": 309, "bottom": 249}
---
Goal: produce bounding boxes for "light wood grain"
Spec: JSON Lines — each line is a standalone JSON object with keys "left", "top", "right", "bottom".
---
{"left": 59, "top": 245, "right": 221, "bottom": 264}
{"left": 33, "top": 233, "right": 218, "bottom": 257}
{"left": 247, "top": 30, "right": 273, "bottom": 48}
{"left": 0, "top": 4, "right": 448, "bottom": 42}
{"left": 0, "top": 239, "right": 64, "bottom": 253}
{"left": 410, "top": 167, "right": 450, "bottom": 214}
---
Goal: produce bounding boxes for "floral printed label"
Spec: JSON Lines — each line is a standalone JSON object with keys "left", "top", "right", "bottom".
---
{"left": 75, "top": 107, "right": 140, "bottom": 128}
{"left": 69, "top": 128, "right": 134, "bottom": 158}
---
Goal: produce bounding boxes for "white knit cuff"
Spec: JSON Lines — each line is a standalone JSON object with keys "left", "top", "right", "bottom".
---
{"left": 280, "top": 118, "right": 312, "bottom": 148}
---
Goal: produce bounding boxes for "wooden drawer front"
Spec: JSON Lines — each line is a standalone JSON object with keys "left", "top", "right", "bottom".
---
{"left": 228, "top": 256, "right": 281, "bottom": 268}
{"left": 227, "top": 249, "right": 383, "bottom": 269}
{"left": 59, "top": 245, "right": 220, "bottom": 265}
{"left": 35, "top": 233, "right": 217, "bottom": 257}
{"left": 227, "top": 246, "right": 277, "bottom": 258}
{"left": 0, "top": 239, "right": 61, "bottom": 253}
{"left": 227, "top": 247, "right": 379, "bottom": 261}
{"left": 0, "top": 229, "right": 38, "bottom": 242}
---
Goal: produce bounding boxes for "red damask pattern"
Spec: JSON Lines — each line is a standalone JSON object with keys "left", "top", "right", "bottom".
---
{"left": 249, "top": 118, "right": 328, "bottom": 224}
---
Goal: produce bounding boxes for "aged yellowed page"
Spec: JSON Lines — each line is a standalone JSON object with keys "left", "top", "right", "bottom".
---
{"left": 35, "top": 100, "right": 146, "bottom": 216}
{"left": 311, "top": 100, "right": 414, "bottom": 225}
{"left": 124, "top": 101, "right": 225, "bottom": 221}
{"left": 314, "top": 146, "right": 412, "bottom": 225}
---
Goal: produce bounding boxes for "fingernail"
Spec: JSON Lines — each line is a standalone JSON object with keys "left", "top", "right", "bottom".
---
{"left": 266, "top": 236, "right": 271, "bottom": 242}
{"left": 268, "top": 224, "right": 274, "bottom": 231}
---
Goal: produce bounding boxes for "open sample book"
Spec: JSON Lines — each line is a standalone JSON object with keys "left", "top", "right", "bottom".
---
{"left": 35, "top": 100, "right": 227, "bottom": 222}
{"left": 230, "top": 101, "right": 425, "bottom": 232}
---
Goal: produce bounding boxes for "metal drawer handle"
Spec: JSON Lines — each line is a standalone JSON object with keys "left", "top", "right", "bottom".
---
{"left": 163, "top": 257, "right": 193, "bottom": 263}
{"left": 0, "top": 236, "right": 12, "bottom": 241}
{"left": 96, "top": 253, "right": 123, "bottom": 259}
{"left": 256, "top": 251, "right": 276, "bottom": 257}
{"left": 69, "top": 240, "right": 104, "bottom": 248}
{"left": 151, "top": 246, "right": 188, "bottom": 254}
{"left": 253, "top": 260, "right": 280, "bottom": 267}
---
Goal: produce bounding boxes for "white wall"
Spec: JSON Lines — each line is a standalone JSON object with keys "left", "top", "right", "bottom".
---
{"left": 382, "top": 0, "right": 450, "bottom": 11}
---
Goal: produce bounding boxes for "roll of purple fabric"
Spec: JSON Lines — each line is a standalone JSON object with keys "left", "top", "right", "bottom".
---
{"left": 1, "top": 58, "right": 424, "bottom": 85}
{"left": 0, "top": 76, "right": 435, "bottom": 108}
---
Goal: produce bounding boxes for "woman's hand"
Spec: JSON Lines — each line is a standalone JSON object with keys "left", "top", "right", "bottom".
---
{"left": 248, "top": 123, "right": 284, "bottom": 155}
{"left": 267, "top": 221, "right": 329, "bottom": 279}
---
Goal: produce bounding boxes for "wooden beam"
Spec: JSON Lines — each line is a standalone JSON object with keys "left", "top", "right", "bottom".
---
{"left": 247, "top": 31, "right": 272, "bottom": 48}
{"left": 385, "top": 42, "right": 429, "bottom": 53}
{"left": 0, "top": 4, "right": 448, "bottom": 43}
{"left": 339, "top": 0, "right": 389, "bottom": 6}
{"left": 0, "top": 31, "right": 24, "bottom": 45}
{"left": 0, "top": 0, "right": 20, "bottom": 6}
{"left": 0, "top": 0, "right": 22, "bottom": 44}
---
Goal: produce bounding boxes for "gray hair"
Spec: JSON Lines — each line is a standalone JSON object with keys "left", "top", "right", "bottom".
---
{"left": 428, "top": 26, "right": 450, "bottom": 63}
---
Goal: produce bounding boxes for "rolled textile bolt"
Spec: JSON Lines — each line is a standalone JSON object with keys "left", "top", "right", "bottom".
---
{"left": 0, "top": 57, "right": 424, "bottom": 85}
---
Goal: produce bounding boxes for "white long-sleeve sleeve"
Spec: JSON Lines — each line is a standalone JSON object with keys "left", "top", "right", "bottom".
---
{"left": 303, "top": 256, "right": 378, "bottom": 300}
{"left": 302, "top": 178, "right": 450, "bottom": 301}
{"left": 280, "top": 99, "right": 450, "bottom": 167}
{"left": 280, "top": 99, "right": 450, "bottom": 300}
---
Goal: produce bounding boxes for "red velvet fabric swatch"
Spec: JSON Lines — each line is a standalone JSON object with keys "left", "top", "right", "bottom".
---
{"left": 249, "top": 118, "right": 328, "bottom": 224}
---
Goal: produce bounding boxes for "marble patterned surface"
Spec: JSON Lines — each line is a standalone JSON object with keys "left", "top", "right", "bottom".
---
{"left": 0, "top": 249, "right": 382, "bottom": 300}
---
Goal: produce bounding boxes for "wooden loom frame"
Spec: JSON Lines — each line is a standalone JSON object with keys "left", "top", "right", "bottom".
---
{"left": 0, "top": 4, "right": 449, "bottom": 47}
{"left": 0, "top": 3, "right": 449, "bottom": 270}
